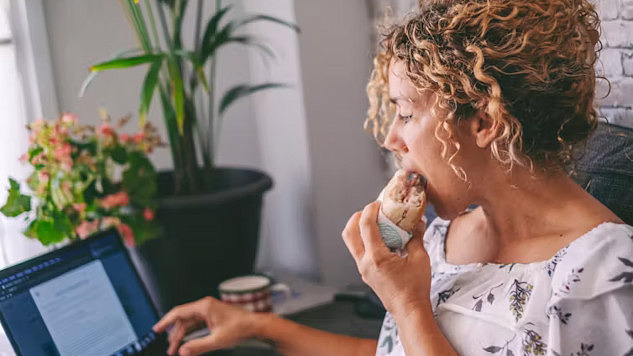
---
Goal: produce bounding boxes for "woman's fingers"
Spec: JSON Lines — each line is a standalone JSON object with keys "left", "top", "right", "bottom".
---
{"left": 167, "top": 320, "right": 187, "bottom": 355}
{"left": 406, "top": 219, "right": 428, "bottom": 255}
{"left": 359, "top": 202, "right": 389, "bottom": 259}
{"left": 342, "top": 211, "right": 364, "bottom": 261}
{"left": 178, "top": 332, "right": 225, "bottom": 356}
{"left": 154, "top": 297, "right": 211, "bottom": 332}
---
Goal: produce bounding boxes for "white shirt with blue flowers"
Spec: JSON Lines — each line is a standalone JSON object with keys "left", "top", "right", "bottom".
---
{"left": 376, "top": 217, "right": 633, "bottom": 356}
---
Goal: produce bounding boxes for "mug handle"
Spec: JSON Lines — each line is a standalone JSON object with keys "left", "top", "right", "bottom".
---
{"left": 270, "top": 283, "right": 292, "bottom": 314}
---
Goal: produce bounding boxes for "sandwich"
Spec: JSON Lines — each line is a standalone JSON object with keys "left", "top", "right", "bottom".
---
{"left": 377, "top": 170, "right": 427, "bottom": 250}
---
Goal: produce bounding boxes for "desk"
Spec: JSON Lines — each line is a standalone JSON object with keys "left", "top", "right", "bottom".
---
{"left": 208, "top": 299, "right": 384, "bottom": 356}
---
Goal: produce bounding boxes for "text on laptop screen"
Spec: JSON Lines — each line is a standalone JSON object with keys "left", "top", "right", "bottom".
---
{"left": 0, "top": 231, "right": 160, "bottom": 356}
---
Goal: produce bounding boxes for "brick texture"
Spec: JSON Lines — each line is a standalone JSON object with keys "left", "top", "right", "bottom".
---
{"left": 595, "top": 0, "right": 633, "bottom": 128}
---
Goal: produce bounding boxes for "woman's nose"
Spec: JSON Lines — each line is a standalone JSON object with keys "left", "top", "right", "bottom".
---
{"left": 384, "top": 121, "right": 408, "bottom": 153}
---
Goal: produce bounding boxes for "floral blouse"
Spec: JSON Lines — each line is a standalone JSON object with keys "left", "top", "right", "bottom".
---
{"left": 376, "top": 217, "right": 633, "bottom": 356}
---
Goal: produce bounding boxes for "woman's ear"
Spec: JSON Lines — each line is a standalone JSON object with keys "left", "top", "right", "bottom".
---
{"left": 471, "top": 111, "right": 501, "bottom": 148}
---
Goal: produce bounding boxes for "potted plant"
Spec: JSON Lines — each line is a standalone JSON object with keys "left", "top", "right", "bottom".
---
{"left": 0, "top": 113, "right": 162, "bottom": 247}
{"left": 81, "top": 0, "right": 297, "bottom": 310}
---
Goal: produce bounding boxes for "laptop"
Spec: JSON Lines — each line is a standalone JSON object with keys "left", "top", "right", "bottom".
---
{"left": 0, "top": 228, "right": 170, "bottom": 356}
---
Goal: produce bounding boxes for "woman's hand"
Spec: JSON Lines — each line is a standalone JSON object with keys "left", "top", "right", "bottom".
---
{"left": 153, "top": 296, "right": 260, "bottom": 356}
{"left": 342, "top": 201, "right": 432, "bottom": 316}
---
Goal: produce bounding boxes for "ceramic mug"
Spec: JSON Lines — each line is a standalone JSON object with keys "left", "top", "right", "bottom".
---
{"left": 218, "top": 275, "right": 291, "bottom": 313}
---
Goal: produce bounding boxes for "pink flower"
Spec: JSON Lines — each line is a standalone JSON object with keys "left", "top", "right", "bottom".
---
{"left": 76, "top": 219, "right": 99, "bottom": 239}
{"left": 101, "top": 216, "right": 121, "bottom": 228}
{"left": 119, "top": 134, "right": 131, "bottom": 143}
{"left": 31, "top": 119, "right": 45, "bottom": 131}
{"left": 19, "top": 153, "right": 29, "bottom": 163}
{"left": 37, "top": 170, "right": 50, "bottom": 185}
{"left": 73, "top": 203, "right": 86, "bottom": 214}
{"left": 133, "top": 132, "right": 145, "bottom": 143}
{"left": 31, "top": 152, "right": 46, "bottom": 165}
{"left": 54, "top": 143, "right": 72, "bottom": 161}
{"left": 53, "top": 124, "right": 69, "bottom": 137}
{"left": 97, "top": 124, "right": 114, "bottom": 137}
{"left": 28, "top": 132, "right": 37, "bottom": 144}
{"left": 61, "top": 113, "right": 78, "bottom": 125}
{"left": 117, "top": 224, "right": 135, "bottom": 247}
{"left": 143, "top": 207, "right": 155, "bottom": 221}
{"left": 101, "top": 192, "right": 130, "bottom": 209}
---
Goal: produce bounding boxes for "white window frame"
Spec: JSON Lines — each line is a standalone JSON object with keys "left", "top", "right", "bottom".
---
{"left": 9, "top": 0, "right": 58, "bottom": 121}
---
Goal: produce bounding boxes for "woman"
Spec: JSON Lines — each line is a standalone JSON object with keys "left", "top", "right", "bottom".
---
{"left": 154, "top": 0, "right": 633, "bottom": 355}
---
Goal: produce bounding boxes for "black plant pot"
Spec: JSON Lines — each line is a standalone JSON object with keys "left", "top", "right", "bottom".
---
{"left": 139, "top": 167, "right": 273, "bottom": 312}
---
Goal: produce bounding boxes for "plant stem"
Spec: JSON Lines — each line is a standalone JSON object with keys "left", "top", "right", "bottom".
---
{"left": 206, "top": 0, "right": 222, "bottom": 166}
{"left": 118, "top": 0, "right": 146, "bottom": 52}
{"left": 194, "top": 0, "right": 203, "bottom": 52}
{"left": 126, "top": 0, "right": 152, "bottom": 52}
{"left": 156, "top": 1, "right": 172, "bottom": 51}
{"left": 143, "top": 0, "right": 161, "bottom": 51}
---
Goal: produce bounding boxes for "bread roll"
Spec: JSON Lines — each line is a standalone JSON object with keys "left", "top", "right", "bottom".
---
{"left": 381, "top": 170, "right": 427, "bottom": 232}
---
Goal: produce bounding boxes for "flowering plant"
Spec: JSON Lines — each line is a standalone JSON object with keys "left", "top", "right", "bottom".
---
{"left": 0, "top": 113, "right": 163, "bottom": 247}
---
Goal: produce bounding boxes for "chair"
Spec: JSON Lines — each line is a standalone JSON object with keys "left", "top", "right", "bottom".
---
{"left": 571, "top": 122, "right": 633, "bottom": 226}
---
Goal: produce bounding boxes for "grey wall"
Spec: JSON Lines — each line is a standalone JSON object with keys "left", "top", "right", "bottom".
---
{"left": 41, "top": 0, "right": 386, "bottom": 288}
{"left": 295, "top": 1, "right": 388, "bottom": 287}
{"left": 594, "top": 0, "right": 633, "bottom": 128}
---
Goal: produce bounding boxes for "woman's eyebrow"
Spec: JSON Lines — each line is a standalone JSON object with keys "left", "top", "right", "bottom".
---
{"left": 389, "top": 96, "right": 415, "bottom": 104}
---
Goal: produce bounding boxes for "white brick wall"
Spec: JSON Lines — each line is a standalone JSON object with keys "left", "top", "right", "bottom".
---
{"left": 596, "top": 0, "right": 633, "bottom": 128}
{"left": 372, "top": 0, "right": 633, "bottom": 128}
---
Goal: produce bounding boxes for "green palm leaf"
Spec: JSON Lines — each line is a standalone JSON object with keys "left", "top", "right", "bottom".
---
{"left": 79, "top": 48, "right": 143, "bottom": 97}
{"left": 174, "top": 50, "right": 209, "bottom": 92}
{"left": 90, "top": 54, "right": 164, "bottom": 71}
{"left": 166, "top": 58, "right": 185, "bottom": 134}
{"left": 139, "top": 58, "right": 163, "bottom": 127}
{"left": 219, "top": 83, "right": 287, "bottom": 116}
{"left": 235, "top": 14, "right": 300, "bottom": 33}
{"left": 200, "top": 5, "right": 232, "bottom": 55}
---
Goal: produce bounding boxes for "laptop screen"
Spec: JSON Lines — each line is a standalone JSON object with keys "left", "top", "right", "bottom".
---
{"left": 0, "top": 229, "right": 162, "bottom": 356}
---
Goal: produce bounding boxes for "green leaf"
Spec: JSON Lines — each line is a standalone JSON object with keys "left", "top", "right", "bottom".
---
{"left": 219, "top": 83, "right": 287, "bottom": 115}
{"left": 109, "top": 144, "right": 128, "bottom": 164}
{"left": 201, "top": 19, "right": 233, "bottom": 63}
{"left": 235, "top": 14, "right": 300, "bottom": 34}
{"left": 0, "top": 178, "right": 31, "bottom": 217}
{"left": 166, "top": 58, "right": 185, "bottom": 134}
{"left": 171, "top": 0, "right": 189, "bottom": 49}
{"left": 139, "top": 58, "right": 163, "bottom": 127}
{"left": 90, "top": 54, "right": 164, "bottom": 72}
{"left": 123, "top": 152, "right": 157, "bottom": 207}
{"left": 26, "top": 218, "right": 71, "bottom": 245}
{"left": 174, "top": 50, "right": 209, "bottom": 92}
{"left": 120, "top": 214, "right": 160, "bottom": 245}
{"left": 28, "top": 147, "right": 43, "bottom": 161}
{"left": 79, "top": 48, "right": 143, "bottom": 97}
{"left": 200, "top": 5, "right": 232, "bottom": 56}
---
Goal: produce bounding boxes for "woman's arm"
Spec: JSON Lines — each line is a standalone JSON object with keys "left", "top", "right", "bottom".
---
{"left": 391, "top": 302, "right": 458, "bottom": 356}
{"left": 253, "top": 312, "right": 378, "bottom": 356}
{"left": 341, "top": 202, "right": 459, "bottom": 355}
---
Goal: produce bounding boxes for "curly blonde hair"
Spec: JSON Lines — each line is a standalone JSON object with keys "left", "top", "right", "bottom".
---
{"left": 365, "top": 0, "right": 602, "bottom": 179}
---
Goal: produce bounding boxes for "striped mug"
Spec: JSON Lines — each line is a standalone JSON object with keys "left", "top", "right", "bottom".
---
{"left": 218, "top": 275, "right": 291, "bottom": 313}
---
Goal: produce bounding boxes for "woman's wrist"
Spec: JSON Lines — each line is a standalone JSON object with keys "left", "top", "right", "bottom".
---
{"left": 389, "top": 296, "right": 433, "bottom": 322}
{"left": 249, "top": 312, "right": 279, "bottom": 342}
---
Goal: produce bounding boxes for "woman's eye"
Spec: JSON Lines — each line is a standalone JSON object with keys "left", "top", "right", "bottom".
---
{"left": 398, "top": 114, "right": 413, "bottom": 123}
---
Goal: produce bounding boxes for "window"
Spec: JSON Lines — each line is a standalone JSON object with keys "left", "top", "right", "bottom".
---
{"left": 0, "top": 0, "right": 49, "bottom": 269}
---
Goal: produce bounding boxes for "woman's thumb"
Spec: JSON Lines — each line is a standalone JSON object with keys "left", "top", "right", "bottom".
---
{"left": 179, "top": 333, "right": 221, "bottom": 356}
{"left": 406, "top": 218, "right": 427, "bottom": 253}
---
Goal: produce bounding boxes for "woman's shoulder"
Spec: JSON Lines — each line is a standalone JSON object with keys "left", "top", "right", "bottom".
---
{"left": 548, "top": 222, "right": 633, "bottom": 300}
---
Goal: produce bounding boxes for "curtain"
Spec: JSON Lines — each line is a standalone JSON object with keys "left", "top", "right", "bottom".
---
{"left": 0, "top": 0, "right": 47, "bottom": 270}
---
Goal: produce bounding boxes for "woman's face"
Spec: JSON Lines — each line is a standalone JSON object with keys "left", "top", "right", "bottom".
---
{"left": 384, "top": 60, "right": 475, "bottom": 220}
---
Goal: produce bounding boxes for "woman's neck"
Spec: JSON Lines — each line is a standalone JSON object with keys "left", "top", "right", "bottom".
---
{"left": 473, "top": 167, "right": 621, "bottom": 252}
